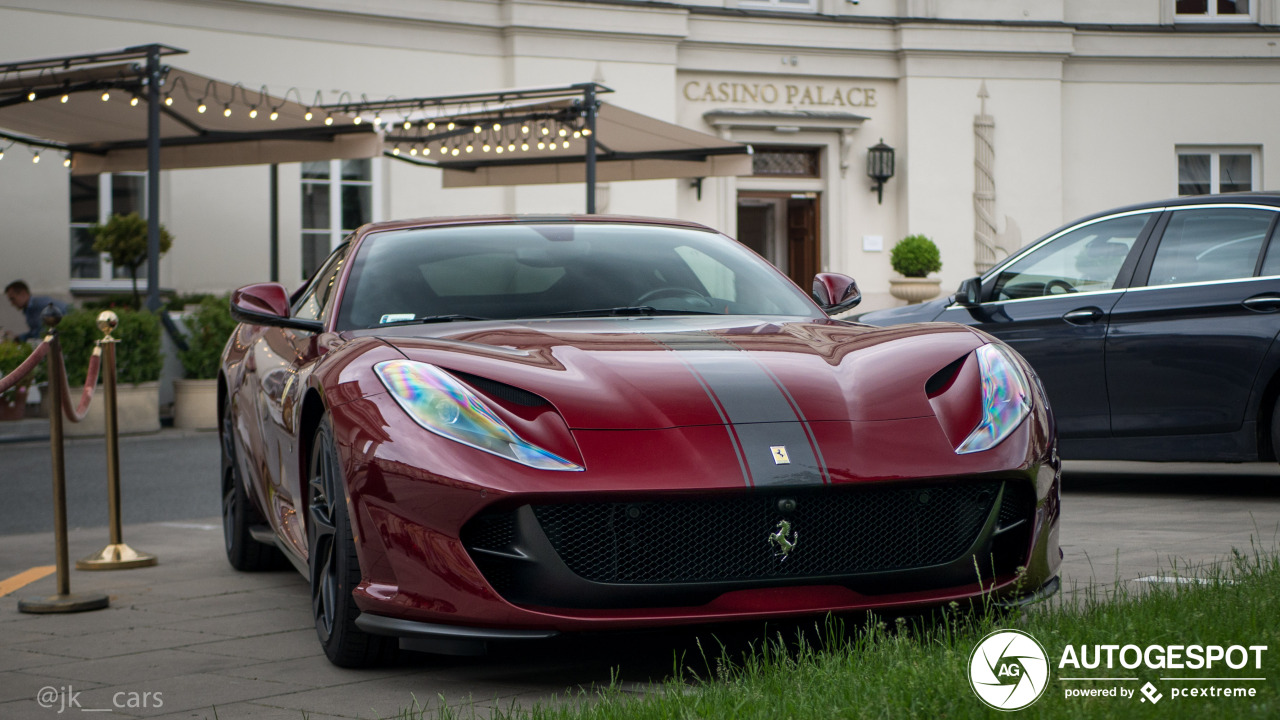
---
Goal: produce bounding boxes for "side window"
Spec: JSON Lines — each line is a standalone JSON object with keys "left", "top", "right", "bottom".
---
{"left": 294, "top": 245, "right": 350, "bottom": 321}
{"left": 990, "top": 214, "right": 1150, "bottom": 301}
{"left": 1146, "top": 208, "right": 1275, "bottom": 287}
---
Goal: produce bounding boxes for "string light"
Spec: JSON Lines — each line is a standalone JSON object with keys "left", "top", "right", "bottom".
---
{"left": 482, "top": 142, "right": 491, "bottom": 152}
{"left": 403, "top": 120, "right": 412, "bottom": 130}
{"left": 573, "top": 130, "right": 581, "bottom": 138}
{"left": 582, "top": 127, "right": 592, "bottom": 136}
{"left": 130, "top": 95, "right": 140, "bottom": 107}
{"left": 521, "top": 142, "right": 529, "bottom": 151}
{"left": 492, "top": 122, "right": 501, "bottom": 131}
{"left": 427, "top": 120, "right": 436, "bottom": 130}
{"left": 353, "top": 116, "right": 362, "bottom": 125}
{"left": 473, "top": 124, "right": 483, "bottom": 133}
{"left": 562, "top": 140, "right": 570, "bottom": 149}
{"left": 537, "top": 140, "right": 545, "bottom": 150}
{"left": 248, "top": 106, "right": 258, "bottom": 119}
{"left": 521, "top": 124, "right": 530, "bottom": 134}
{"left": 450, "top": 146, "right": 460, "bottom": 156}
{"left": 269, "top": 108, "right": 279, "bottom": 121}
{"left": 304, "top": 108, "right": 314, "bottom": 121}
{"left": 558, "top": 127, "right": 567, "bottom": 137}
{"left": 465, "top": 142, "right": 474, "bottom": 153}
{"left": 422, "top": 146, "right": 431, "bottom": 156}
{"left": 541, "top": 125, "right": 550, "bottom": 136}
{"left": 495, "top": 145, "right": 504, "bottom": 154}
{"left": 197, "top": 99, "right": 207, "bottom": 113}
{"left": 446, "top": 121, "right": 456, "bottom": 131}
{"left": 392, "top": 146, "right": 400, "bottom": 156}
{"left": 374, "top": 113, "right": 382, "bottom": 126}
{"left": 101, "top": 91, "right": 110, "bottom": 102}
{"left": 507, "top": 142, "right": 515, "bottom": 152}
{"left": 32, "top": 152, "right": 40, "bottom": 164}
{"left": 164, "top": 94, "right": 173, "bottom": 106}
{"left": 409, "top": 145, "right": 418, "bottom": 156}
{"left": 223, "top": 104, "right": 232, "bottom": 117}
{"left": 63, "top": 156, "right": 72, "bottom": 168}
{"left": 26, "top": 90, "right": 35, "bottom": 101}
{"left": 61, "top": 93, "right": 69, "bottom": 103}
{"left": 324, "top": 114, "right": 334, "bottom": 126}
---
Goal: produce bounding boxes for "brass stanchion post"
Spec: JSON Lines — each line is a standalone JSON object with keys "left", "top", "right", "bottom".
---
{"left": 78, "top": 311, "right": 157, "bottom": 571}
{"left": 19, "top": 307, "right": 110, "bottom": 614}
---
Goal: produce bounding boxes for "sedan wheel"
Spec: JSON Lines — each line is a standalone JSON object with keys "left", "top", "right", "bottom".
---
{"left": 308, "top": 416, "right": 396, "bottom": 667}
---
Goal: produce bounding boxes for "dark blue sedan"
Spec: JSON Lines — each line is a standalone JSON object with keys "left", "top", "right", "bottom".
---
{"left": 858, "top": 193, "right": 1280, "bottom": 463}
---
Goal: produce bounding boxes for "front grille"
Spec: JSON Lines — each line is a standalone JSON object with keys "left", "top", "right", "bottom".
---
{"left": 997, "top": 480, "right": 1035, "bottom": 530}
{"left": 532, "top": 482, "right": 1001, "bottom": 585}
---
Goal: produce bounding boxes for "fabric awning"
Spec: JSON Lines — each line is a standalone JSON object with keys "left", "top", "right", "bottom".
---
{"left": 0, "top": 63, "right": 381, "bottom": 174}
{"left": 379, "top": 98, "right": 752, "bottom": 187}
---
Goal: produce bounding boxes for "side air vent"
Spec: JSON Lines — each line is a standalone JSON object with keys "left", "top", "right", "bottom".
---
{"left": 449, "top": 370, "right": 548, "bottom": 407}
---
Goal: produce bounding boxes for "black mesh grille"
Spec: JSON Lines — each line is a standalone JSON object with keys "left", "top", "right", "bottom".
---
{"left": 532, "top": 482, "right": 1001, "bottom": 585}
{"left": 461, "top": 512, "right": 516, "bottom": 551}
{"left": 997, "top": 481, "right": 1035, "bottom": 530}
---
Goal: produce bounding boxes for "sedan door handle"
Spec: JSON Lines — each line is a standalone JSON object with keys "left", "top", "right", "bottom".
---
{"left": 1062, "top": 307, "right": 1104, "bottom": 325}
{"left": 1242, "top": 295, "right": 1280, "bottom": 313}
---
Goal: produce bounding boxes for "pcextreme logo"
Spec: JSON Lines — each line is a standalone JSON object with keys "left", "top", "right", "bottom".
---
{"left": 969, "top": 629, "right": 1051, "bottom": 711}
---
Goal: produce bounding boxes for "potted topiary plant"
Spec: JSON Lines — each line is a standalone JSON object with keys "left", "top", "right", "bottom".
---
{"left": 888, "top": 233, "right": 943, "bottom": 304}
{"left": 89, "top": 212, "right": 173, "bottom": 309}
{"left": 173, "top": 294, "right": 236, "bottom": 430}
{"left": 55, "top": 305, "right": 162, "bottom": 436}
{"left": 0, "top": 339, "right": 43, "bottom": 421}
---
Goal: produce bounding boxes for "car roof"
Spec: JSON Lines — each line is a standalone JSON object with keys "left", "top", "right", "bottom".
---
{"left": 350, "top": 214, "right": 719, "bottom": 240}
{"left": 1076, "top": 192, "right": 1280, "bottom": 222}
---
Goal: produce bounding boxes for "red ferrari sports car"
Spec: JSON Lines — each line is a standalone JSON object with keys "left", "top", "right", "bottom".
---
{"left": 220, "top": 215, "right": 1061, "bottom": 667}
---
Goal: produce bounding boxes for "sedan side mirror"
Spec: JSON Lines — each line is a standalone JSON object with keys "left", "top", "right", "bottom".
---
{"left": 812, "top": 273, "right": 861, "bottom": 314}
{"left": 231, "top": 282, "right": 324, "bottom": 332}
{"left": 955, "top": 277, "right": 982, "bottom": 307}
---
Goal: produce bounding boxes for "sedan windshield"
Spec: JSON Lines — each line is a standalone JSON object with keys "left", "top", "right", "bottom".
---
{"left": 336, "top": 223, "right": 821, "bottom": 330}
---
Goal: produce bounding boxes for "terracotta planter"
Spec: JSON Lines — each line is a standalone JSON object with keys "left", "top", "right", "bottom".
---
{"left": 173, "top": 378, "right": 219, "bottom": 430}
{"left": 0, "top": 386, "right": 28, "bottom": 422}
{"left": 888, "top": 276, "right": 943, "bottom": 305}
{"left": 62, "top": 381, "right": 161, "bottom": 437}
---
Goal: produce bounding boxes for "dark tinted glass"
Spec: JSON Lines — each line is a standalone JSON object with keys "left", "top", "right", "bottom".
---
{"left": 70, "top": 227, "right": 100, "bottom": 279}
{"left": 302, "top": 183, "right": 330, "bottom": 230}
{"left": 338, "top": 224, "right": 820, "bottom": 330}
{"left": 70, "top": 175, "right": 99, "bottom": 224}
{"left": 1178, "top": 154, "right": 1210, "bottom": 196}
{"left": 341, "top": 184, "right": 371, "bottom": 231}
{"left": 1147, "top": 208, "right": 1275, "bottom": 286}
{"left": 112, "top": 174, "right": 145, "bottom": 217}
{"left": 1219, "top": 154, "right": 1252, "bottom": 193}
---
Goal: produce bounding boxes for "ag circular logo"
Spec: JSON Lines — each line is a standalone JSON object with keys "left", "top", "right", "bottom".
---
{"left": 969, "top": 629, "right": 1050, "bottom": 711}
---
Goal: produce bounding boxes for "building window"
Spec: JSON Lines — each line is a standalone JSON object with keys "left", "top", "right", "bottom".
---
{"left": 752, "top": 147, "right": 821, "bottom": 178}
{"left": 301, "top": 159, "right": 376, "bottom": 279}
{"left": 738, "top": 0, "right": 817, "bottom": 12}
{"left": 1174, "top": 0, "right": 1255, "bottom": 21}
{"left": 1177, "top": 148, "right": 1258, "bottom": 196}
{"left": 69, "top": 172, "right": 148, "bottom": 285}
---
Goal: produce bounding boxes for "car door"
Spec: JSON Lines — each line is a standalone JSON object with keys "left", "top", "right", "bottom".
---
{"left": 937, "top": 211, "right": 1160, "bottom": 438}
{"left": 1105, "top": 204, "right": 1280, "bottom": 439}
{"left": 248, "top": 245, "right": 349, "bottom": 548}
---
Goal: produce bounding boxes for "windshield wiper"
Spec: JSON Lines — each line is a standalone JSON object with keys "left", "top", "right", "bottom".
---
{"left": 373, "top": 314, "right": 490, "bottom": 328}
{"left": 536, "top": 306, "right": 719, "bottom": 318}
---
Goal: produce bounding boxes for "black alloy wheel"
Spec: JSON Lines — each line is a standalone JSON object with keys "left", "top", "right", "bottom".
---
{"left": 221, "top": 400, "right": 286, "bottom": 571}
{"left": 308, "top": 415, "right": 396, "bottom": 667}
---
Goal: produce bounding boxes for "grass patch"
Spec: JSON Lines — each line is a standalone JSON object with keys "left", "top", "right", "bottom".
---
{"left": 401, "top": 544, "right": 1280, "bottom": 720}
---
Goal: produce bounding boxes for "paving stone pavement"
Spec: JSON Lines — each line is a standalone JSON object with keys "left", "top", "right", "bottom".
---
{"left": 2, "top": 461, "right": 1278, "bottom": 718}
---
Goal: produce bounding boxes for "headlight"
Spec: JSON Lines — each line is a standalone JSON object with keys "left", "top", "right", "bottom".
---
{"left": 374, "top": 360, "right": 582, "bottom": 471}
{"left": 956, "top": 343, "right": 1031, "bottom": 455}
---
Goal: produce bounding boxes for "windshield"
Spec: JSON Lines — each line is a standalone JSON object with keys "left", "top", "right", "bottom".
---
{"left": 336, "top": 222, "right": 820, "bottom": 330}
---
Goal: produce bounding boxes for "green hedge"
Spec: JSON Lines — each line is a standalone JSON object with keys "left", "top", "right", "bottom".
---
{"left": 178, "top": 295, "right": 236, "bottom": 380}
{"left": 57, "top": 307, "right": 162, "bottom": 386}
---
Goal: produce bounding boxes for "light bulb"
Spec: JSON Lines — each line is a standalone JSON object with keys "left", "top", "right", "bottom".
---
{"left": 537, "top": 140, "right": 545, "bottom": 150}
{"left": 164, "top": 95, "right": 172, "bottom": 106}
{"left": 61, "top": 94, "right": 69, "bottom": 103}
{"left": 427, "top": 121, "right": 436, "bottom": 130}
{"left": 324, "top": 115, "right": 334, "bottom": 126}
{"left": 304, "top": 109, "right": 313, "bottom": 121}
{"left": 270, "top": 109, "right": 279, "bottom": 121}
{"left": 446, "top": 121, "right": 455, "bottom": 130}
{"left": 558, "top": 128, "right": 567, "bottom": 137}
{"left": 450, "top": 147, "right": 459, "bottom": 156}
{"left": 582, "top": 127, "right": 592, "bottom": 136}
{"left": 521, "top": 124, "right": 529, "bottom": 134}
{"left": 130, "top": 96, "right": 139, "bottom": 107}
{"left": 482, "top": 143, "right": 491, "bottom": 152}
{"left": 63, "top": 156, "right": 72, "bottom": 167}
{"left": 101, "top": 91, "right": 110, "bottom": 102}
{"left": 521, "top": 142, "right": 529, "bottom": 151}
{"left": 562, "top": 140, "right": 569, "bottom": 148}
{"left": 573, "top": 130, "right": 581, "bottom": 138}
{"left": 495, "top": 146, "right": 504, "bottom": 154}
{"left": 403, "top": 120, "right": 412, "bottom": 130}
{"left": 223, "top": 105, "right": 232, "bottom": 117}
{"left": 32, "top": 152, "right": 40, "bottom": 164}
{"left": 392, "top": 146, "right": 400, "bottom": 156}
{"left": 473, "top": 125, "right": 482, "bottom": 133}
{"left": 26, "top": 91, "right": 35, "bottom": 101}
{"left": 353, "top": 116, "right": 362, "bottom": 125}
{"left": 507, "top": 142, "right": 515, "bottom": 151}
{"left": 541, "top": 126, "right": 550, "bottom": 135}
{"left": 374, "top": 114, "right": 382, "bottom": 126}
{"left": 465, "top": 143, "right": 473, "bottom": 153}
{"left": 492, "top": 122, "right": 501, "bottom": 131}
{"left": 249, "top": 107, "right": 258, "bottom": 119}
{"left": 409, "top": 146, "right": 418, "bottom": 156}
{"left": 423, "top": 146, "right": 431, "bottom": 156}
{"left": 197, "top": 101, "right": 207, "bottom": 113}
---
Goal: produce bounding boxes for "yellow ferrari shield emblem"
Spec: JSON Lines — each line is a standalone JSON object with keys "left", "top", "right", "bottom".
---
{"left": 770, "top": 446, "right": 790, "bottom": 465}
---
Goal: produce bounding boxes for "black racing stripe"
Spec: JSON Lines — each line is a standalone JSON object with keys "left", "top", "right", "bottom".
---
{"left": 740, "top": 353, "right": 831, "bottom": 485}
{"left": 651, "top": 332, "right": 823, "bottom": 488}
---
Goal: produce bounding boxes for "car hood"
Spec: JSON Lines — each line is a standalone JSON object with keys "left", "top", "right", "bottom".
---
{"left": 855, "top": 297, "right": 949, "bottom": 326}
{"left": 356, "top": 316, "right": 986, "bottom": 431}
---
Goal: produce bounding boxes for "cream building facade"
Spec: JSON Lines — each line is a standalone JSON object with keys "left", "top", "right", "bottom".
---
{"left": 1, "top": 0, "right": 1278, "bottom": 333}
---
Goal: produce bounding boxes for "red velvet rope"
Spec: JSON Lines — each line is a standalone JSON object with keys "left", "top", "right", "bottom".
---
{"left": 0, "top": 339, "right": 49, "bottom": 395}
{"left": 53, "top": 342, "right": 102, "bottom": 423}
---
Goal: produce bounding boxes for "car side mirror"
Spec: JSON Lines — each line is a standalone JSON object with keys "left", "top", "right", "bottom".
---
{"left": 955, "top": 277, "right": 982, "bottom": 307}
{"left": 812, "top": 273, "right": 861, "bottom": 314}
{"left": 231, "top": 282, "right": 324, "bottom": 332}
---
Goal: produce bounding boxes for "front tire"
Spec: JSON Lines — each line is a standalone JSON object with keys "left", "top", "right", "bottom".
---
{"left": 308, "top": 415, "right": 396, "bottom": 667}
{"left": 221, "top": 400, "right": 287, "bottom": 571}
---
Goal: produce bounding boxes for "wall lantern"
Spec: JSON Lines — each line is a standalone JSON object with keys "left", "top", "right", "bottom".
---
{"left": 867, "top": 139, "right": 895, "bottom": 204}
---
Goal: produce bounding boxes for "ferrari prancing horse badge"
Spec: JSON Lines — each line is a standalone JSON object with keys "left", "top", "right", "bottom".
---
{"left": 770, "top": 445, "right": 790, "bottom": 464}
